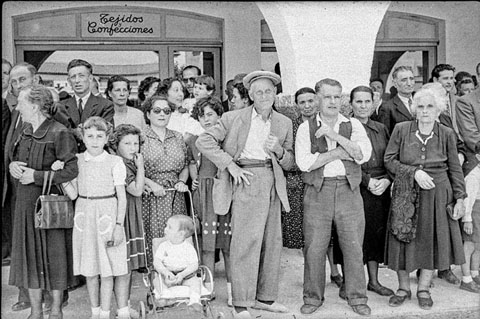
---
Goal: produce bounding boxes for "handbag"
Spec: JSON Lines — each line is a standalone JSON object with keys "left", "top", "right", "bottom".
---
{"left": 34, "top": 171, "right": 75, "bottom": 229}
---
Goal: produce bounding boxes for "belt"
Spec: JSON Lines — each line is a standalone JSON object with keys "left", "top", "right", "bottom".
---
{"left": 78, "top": 194, "right": 116, "bottom": 200}
{"left": 236, "top": 159, "right": 273, "bottom": 169}
{"left": 323, "top": 176, "right": 347, "bottom": 181}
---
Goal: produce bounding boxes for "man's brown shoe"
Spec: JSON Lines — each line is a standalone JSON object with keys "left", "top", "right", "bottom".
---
{"left": 351, "top": 304, "right": 371, "bottom": 316}
{"left": 300, "top": 304, "right": 320, "bottom": 315}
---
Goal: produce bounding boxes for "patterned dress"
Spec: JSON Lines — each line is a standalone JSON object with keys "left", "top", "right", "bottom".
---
{"left": 276, "top": 104, "right": 305, "bottom": 249}
{"left": 141, "top": 126, "right": 188, "bottom": 264}
{"left": 124, "top": 159, "right": 147, "bottom": 271}
{"left": 187, "top": 135, "right": 231, "bottom": 252}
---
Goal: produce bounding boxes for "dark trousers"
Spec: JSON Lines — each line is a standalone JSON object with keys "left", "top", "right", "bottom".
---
{"left": 303, "top": 179, "right": 368, "bottom": 306}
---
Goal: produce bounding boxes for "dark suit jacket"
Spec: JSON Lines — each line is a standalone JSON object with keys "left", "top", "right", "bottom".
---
{"left": 196, "top": 106, "right": 295, "bottom": 215}
{"left": 59, "top": 94, "right": 114, "bottom": 128}
{"left": 377, "top": 95, "right": 414, "bottom": 134}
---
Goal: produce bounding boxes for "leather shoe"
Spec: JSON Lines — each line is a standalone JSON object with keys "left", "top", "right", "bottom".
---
{"left": 351, "top": 304, "right": 371, "bottom": 316}
{"left": 252, "top": 301, "right": 288, "bottom": 313}
{"left": 367, "top": 283, "right": 394, "bottom": 296}
{"left": 12, "top": 301, "right": 31, "bottom": 311}
{"left": 388, "top": 289, "right": 411, "bottom": 307}
{"left": 330, "top": 274, "right": 343, "bottom": 288}
{"left": 300, "top": 303, "right": 321, "bottom": 315}
{"left": 416, "top": 290, "right": 433, "bottom": 310}
{"left": 438, "top": 269, "right": 460, "bottom": 285}
{"left": 473, "top": 276, "right": 480, "bottom": 286}
{"left": 460, "top": 281, "right": 480, "bottom": 293}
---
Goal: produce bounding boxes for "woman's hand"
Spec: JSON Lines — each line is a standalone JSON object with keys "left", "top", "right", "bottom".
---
{"left": 414, "top": 170, "right": 435, "bottom": 190}
{"left": 369, "top": 178, "right": 391, "bottom": 196}
{"left": 9, "top": 161, "right": 27, "bottom": 179}
{"left": 175, "top": 181, "right": 188, "bottom": 192}
{"left": 150, "top": 182, "right": 166, "bottom": 197}
{"left": 191, "top": 178, "right": 199, "bottom": 191}
{"left": 51, "top": 160, "right": 65, "bottom": 171}
{"left": 452, "top": 199, "right": 465, "bottom": 220}
{"left": 19, "top": 167, "right": 35, "bottom": 185}
{"left": 111, "top": 224, "right": 125, "bottom": 247}
{"left": 463, "top": 222, "right": 473, "bottom": 235}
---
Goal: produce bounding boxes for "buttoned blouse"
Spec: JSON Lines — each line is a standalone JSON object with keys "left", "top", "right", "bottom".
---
{"left": 384, "top": 120, "right": 466, "bottom": 200}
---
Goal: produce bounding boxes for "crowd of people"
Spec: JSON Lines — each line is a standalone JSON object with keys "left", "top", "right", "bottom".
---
{"left": 1, "top": 56, "right": 480, "bottom": 319}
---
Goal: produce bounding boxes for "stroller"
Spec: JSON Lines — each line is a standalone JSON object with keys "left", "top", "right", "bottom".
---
{"left": 138, "top": 189, "right": 215, "bottom": 318}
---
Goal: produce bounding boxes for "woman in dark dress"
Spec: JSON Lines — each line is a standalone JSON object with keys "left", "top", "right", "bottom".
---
{"left": 8, "top": 84, "right": 78, "bottom": 319}
{"left": 350, "top": 86, "right": 394, "bottom": 296}
{"left": 384, "top": 86, "right": 466, "bottom": 310}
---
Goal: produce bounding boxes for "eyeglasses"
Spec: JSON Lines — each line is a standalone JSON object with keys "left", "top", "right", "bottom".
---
{"left": 151, "top": 107, "right": 172, "bottom": 115}
{"left": 182, "top": 77, "right": 197, "bottom": 84}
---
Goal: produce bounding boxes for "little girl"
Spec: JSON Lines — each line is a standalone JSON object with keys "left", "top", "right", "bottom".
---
{"left": 109, "top": 124, "right": 147, "bottom": 317}
{"left": 460, "top": 154, "right": 480, "bottom": 293}
{"left": 72, "top": 116, "right": 129, "bottom": 319}
{"left": 188, "top": 96, "right": 233, "bottom": 306}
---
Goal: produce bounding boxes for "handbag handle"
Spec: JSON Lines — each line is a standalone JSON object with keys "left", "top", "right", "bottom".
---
{"left": 42, "top": 171, "right": 55, "bottom": 195}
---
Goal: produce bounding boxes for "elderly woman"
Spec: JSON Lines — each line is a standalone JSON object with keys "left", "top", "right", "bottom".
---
{"left": 156, "top": 77, "right": 203, "bottom": 137}
{"left": 384, "top": 86, "right": 466, "bottom": 310}
{"left": 230, "top": 82, "right": 252, "bottom": 111}
{"left": 137, "top": 76, "right": 160, "bottom": 107}
{"left": 349, "top": 86, "right": 394, "bottom": 296}
{"left": 106, "top": 75, "right": 146, "bottom": 131}
{"left": 8, "top": 84, "right": 78, "bottom": 319}
{"left": 141, "top": 95, "right": 189, "bottom": 263}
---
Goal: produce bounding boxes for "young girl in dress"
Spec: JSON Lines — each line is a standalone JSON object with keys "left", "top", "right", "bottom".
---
{"left": 72, "top": 116, "right": 129, "bottom": 319}
{"left": 188, "top": 96, "right": 233, "bottom": 306}
{"left": 460, "top": 154, "right": 480, "bottom": 293}
{"left": 109, "top": 124, "right": 147, "bottom": 317}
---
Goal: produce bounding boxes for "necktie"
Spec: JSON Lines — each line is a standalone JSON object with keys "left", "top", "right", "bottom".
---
{"left": 408, "top": 97, "right": 413, "bottom": 114}
{"left": 446, "top": 98, "right": 451, "bottom": 116}
{"left": 78, "top": 99, "right": 83, "bottom": 117}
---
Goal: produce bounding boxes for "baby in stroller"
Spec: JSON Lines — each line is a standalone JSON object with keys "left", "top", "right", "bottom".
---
{"left": 152, "top": 214, "right": 203, "bottom": 313}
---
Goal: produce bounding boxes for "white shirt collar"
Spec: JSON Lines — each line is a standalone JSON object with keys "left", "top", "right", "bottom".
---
{"left": 75, "top": 92, "right": 91, "bottom": 107}
{"left": 251, "top": 106, "right": 272, "bottom": 121}
{"left": 2, "top": 90, "right": 8, "bottom": 100}
{"left": 84, "top": 150, "right": 108, "bottom": 162}
{"left": 316, "top": 113, "right": 349, "bottom": 125}
{"left": 397, "top": 94, "right": 412, "bottom": 108}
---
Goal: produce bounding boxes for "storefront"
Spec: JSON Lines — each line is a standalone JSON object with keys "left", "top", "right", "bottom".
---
{"left": 3, "top": 1, "right": 479, "bottom": 97}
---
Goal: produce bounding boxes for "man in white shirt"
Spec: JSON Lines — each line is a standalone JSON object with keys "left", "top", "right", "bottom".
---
{"left": 196, "top": 70, "right": 294, "bottom": 319}
{"left": 296, "top": 78, "right": 372, "bottom": 316}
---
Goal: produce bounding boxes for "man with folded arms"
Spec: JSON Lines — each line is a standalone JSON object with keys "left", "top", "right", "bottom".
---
{"left": 296, "top": 78, "right": 372, "bottom": 316}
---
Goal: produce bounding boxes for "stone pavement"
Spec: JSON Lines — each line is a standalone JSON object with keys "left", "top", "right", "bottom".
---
{"left": 2, "top": 248, "right": 479, "bottom": 319}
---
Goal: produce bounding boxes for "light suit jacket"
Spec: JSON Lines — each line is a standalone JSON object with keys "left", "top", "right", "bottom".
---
{"left": 456, "top": 86, "right": 480, "bottom": 175}
{"left": 196, "top": 105, "right": 295, "bottom": 215}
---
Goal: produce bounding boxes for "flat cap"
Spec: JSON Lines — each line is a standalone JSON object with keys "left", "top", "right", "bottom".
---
{"left": 243, "top": 70, "right": 281, "bottom": 90}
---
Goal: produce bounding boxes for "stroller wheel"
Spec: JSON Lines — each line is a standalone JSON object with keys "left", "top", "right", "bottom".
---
{"left": 139, "top": 301, "right": 146, "bottom": 319}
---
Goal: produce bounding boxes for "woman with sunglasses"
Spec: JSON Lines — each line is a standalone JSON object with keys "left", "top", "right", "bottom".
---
{"left": 141, "top": 95, "right": 189, "bottom": 264}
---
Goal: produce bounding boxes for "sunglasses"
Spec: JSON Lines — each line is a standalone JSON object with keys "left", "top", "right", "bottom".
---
{"left": 151, "top": 107, "right": 172, "bottom": 115}
{"left": 182, "top": 77, "right": 197, "bottom": 84}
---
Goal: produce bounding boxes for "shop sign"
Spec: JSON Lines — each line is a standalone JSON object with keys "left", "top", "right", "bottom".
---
{"left": 81, "top": 12, "right": 160, "bottom": 38}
